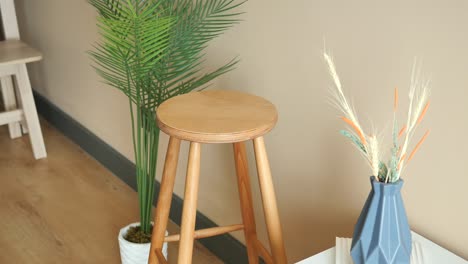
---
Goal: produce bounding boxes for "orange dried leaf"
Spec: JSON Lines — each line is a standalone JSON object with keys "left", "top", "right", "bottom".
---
{"left": 394, "top": 87, "right": 399, "bottom": 112}
{"left": 407, "top": 130, "right": 430, "bottom": 163}
{"left": 398, "top": 125, "right": 407, "bottom": 138}
{"left": 417, "top": 101, "right": 430, "bottom": 125}
{"left": 341, "top": 117, "right": 367, "bottom": 145}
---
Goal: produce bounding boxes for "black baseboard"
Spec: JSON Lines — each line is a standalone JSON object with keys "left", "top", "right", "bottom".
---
{"left": 33, "top": 91, "right": 251, "bottom": 264}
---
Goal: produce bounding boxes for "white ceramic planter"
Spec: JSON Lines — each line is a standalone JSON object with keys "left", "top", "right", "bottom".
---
{"left": 118, "top": 222, "right": 168, "bottom": 264}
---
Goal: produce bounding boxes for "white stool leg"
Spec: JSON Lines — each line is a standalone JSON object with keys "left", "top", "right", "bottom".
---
{"left": 12, "top": 76, "right": 29, "bottom": 134}
{"left": 14, "top": 64, "right": 46, "bottom": 159}
{"left": 1, "top": 76, "right": 22, "bottom": 138}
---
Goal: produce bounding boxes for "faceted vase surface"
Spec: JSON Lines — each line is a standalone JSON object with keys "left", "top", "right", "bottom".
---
{"left": 350, "top": 176, "right": 412, "bottom": 264}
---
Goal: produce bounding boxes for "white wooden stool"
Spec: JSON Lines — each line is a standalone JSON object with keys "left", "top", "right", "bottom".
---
{"left": 0, "top": 0, "right": 46, "bottom": 159}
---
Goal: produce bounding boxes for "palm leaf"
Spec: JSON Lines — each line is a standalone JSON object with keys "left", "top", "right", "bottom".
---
{"left": 89, "top": 0, "right": 245, "bottom": 235}
{"left": 89, "top": 0, "right": 176, "bottom": 109}
{"left": 145, "top": 0, "right": 246, "bottom": 106}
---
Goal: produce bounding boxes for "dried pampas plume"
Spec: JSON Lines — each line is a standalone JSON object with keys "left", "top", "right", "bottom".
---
{"left": 324, "top": 52, "right": 431, "bottom": 182}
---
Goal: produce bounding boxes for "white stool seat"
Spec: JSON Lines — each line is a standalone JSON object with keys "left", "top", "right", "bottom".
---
{"left": 0, "top": 40, "right": 42, "bottom": 66}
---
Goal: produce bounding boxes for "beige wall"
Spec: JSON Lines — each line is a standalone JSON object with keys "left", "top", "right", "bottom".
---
{"left": 16, "top": 0, "right": 468, "bottom": 262}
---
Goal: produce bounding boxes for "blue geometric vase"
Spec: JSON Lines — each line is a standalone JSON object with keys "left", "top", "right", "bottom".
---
{"left": 350, "top": 176, "right": 412, "bottom": 264}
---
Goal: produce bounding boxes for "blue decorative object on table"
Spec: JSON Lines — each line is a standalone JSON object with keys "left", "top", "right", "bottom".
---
{"left": 323, "top": 51, "right": 432, "bottom": 264}
{"left": 350, "top": 176, "right": 412, "bottom": 264}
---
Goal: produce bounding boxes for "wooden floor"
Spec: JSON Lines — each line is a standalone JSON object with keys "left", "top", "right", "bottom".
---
{"left": 0, "top": 120, "right": 222, "bottom": 264}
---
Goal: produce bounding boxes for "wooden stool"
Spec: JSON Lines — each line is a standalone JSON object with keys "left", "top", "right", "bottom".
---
{"left": 149, "top": 90, "right": 287, "bottom": 264}
{"left": 0, "top": 0, "right": 46, "bottom": 159}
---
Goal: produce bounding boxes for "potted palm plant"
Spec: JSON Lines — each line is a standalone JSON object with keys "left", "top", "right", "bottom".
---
{"left": 88, "top": 0, "right": 245, "bottom": 263}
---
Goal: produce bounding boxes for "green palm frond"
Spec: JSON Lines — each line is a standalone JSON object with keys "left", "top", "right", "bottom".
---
{"left": 148, "top": 0, "right": 246, "bottom": 105}
{"left": 89, "top": 0, "right": 176, "bottom": 109}
{"left": 89, "top": 0, "right": 245, "bottom": 236}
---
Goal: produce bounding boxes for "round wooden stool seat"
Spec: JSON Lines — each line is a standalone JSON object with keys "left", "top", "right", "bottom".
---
{"left": 157, "top": 90, "right": 277, "bottom": 143}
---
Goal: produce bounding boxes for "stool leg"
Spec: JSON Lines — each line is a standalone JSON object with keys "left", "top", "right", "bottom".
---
{"left": 149, "top": 137, "right": 181, "bottom": 264}
{"left": 14, "top": 65, "right": 46, "bottom": 159}
{"left": 233, "top": 142, "right": 260, "bottom": 264}
{"left": 178, "top": 142, "right": 201, "bottom": 264}
{"left": 1, "top": 76, "right": 22, "bottom": 139}
{"left": 253, "top": 137, "right": 287, "bottom": 264}
{"left": 12, "top": 76, "right": 29, "bottom": 134}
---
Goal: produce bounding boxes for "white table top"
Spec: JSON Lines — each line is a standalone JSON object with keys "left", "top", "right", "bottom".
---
{"left": 296, "top": 232, "right": 467, "bottom": 264}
